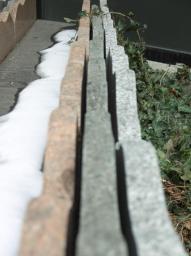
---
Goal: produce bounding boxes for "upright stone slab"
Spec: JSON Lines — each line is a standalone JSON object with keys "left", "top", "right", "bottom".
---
{"left": 76, "top": 111, "right": 127, "bottom": 256}
{"left": 122, "top": 140, "right": 187, "bottom": 256}
{"left": 87, "top": 58, "right": 108, "bottom": 111}
{"left": 101, "top": 2, "right": 141, "bottom": 141}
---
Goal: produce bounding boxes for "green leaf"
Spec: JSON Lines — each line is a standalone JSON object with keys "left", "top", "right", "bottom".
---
{"left": 178, "top": 105, "right": 191, "bottom": 114}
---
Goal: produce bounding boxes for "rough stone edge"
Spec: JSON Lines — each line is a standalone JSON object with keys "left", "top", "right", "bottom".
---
{"left": 121, "top": 140, "right": 187, "bottom": 256}
{"left": 0, "top": 0, "right": 36, "bottom": 63}
{"left": 76, "top": 110, "right": 127, "bottom": 256}
{"left": 19, "top": 109, "right": 78, "bottom": 256}
{"left": 101, "top": 0, "right": 187, "bottom": 255}
{"left": 101, "top": 4, "right": 141, "bottom": 141}
{"left": 19, "top": 0, "right": 90, "bottom": 255}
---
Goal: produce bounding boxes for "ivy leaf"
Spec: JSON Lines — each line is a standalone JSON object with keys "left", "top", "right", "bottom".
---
{"left": 178, "top": 105, "right": 191, "bottom": 114}
{"left": 78, "top": 10, "right": 88, "bottom": 17}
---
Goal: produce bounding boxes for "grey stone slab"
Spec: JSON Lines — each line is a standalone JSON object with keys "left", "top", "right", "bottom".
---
{"left": 88, "top": 58, "right": 107, "bottom": 81}
{"left": 89, "top": 39, "right": 104, "bottom": 60}
{"left": 87, "top": 58, "right": 108, "bottom": 111}
{"left": 115, "top": 67, "right": 141, "bottom": 141}
{"left": 76, "top": 111, "right": 127, "bottom": 256}
{"left": 122, "top": 140, "right": 187, "bottom": 256}
{"left": 111, "top": 45, "right": 129, "bottom": 72}
{"left": 91, "top": 5, "right": 104, "bottom": 40}
{"left": 99, "top": 0, "right": 107, "bottom": 8}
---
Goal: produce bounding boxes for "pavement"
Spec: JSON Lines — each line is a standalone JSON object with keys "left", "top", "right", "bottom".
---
{"left": 0, "top": 19, "right": 68, "bottom": 115}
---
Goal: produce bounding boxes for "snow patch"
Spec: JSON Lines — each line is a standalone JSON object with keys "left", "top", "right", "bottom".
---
{"left": 0, "top": 29, "right": 76, "bottom": 255}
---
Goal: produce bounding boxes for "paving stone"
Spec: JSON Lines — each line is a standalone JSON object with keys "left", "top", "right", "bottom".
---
{"left": 76, "top": 111, "right": 127, "bottom": 256}
{"left": 0, "top": 87, "right": 18, "bottom": 114}
{"left": 0, "top": 19, "right": 69, "bottom": 83}
{"left": 122, "top": 140, "right": 187, "bottom": 256}
{"left": 0, "top": 19, "right": 68, "bottom": 116}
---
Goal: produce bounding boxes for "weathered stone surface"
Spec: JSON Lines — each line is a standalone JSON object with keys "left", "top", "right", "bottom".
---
{"left": 122, "top": 140, "right": 187, "bottom": 256}
{"left": 0, "top": 0, "right": 36, "bottom": 63}
{"left": 20, "top": 109, "right": 78, "bottom": 256}
{"left": 115, "top": 68, "right": 141, "bottom": 141}
{"left": 91, "top": 5, "right": 104, "bottom": 40}
{"left": 101, "top": 3, "right": 141, "bottom": 141}
{"left": 76, "top": 111, "right": 127, "bottom": 256}
{"left": 87, "top": 58, "right": 107, "bottom": 111}
{"left": 43, "top": 109, "right": 77, "bottom": 199}
{"left": 111, "top": 45, "right": 129, "bottom": 72}
{"left": 89, "top": 39, "right": 104, "bottom": 59}
{"left": 20, "top": 194, "right": 71, "bottom": 256}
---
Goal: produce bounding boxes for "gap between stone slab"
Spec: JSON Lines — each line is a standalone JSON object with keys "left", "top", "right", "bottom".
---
{"left": 65, "top": 57, "right": 87, "bottom": 256}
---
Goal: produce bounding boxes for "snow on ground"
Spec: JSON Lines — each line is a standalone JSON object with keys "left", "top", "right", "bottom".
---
{"left": 0, "top": 29, "right": 76, "bottom": 256}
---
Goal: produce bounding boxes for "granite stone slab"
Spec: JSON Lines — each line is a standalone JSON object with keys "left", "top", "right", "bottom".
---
{"left": 87, "top": 59, "right": 108, "bottom": 111}
{"left": 111, "top": 45, "right": 129, "bottom": 72}
{"left": 115, "top": 68, "right": 141, "bottom": 141}
{"left": 122, "top": 140, "right": 187, "bottom": 256}
{"left": 91, "top": 5, "right": 104, "bottom": 40}
{"left": 76, "top": 111, "right": 127, "bottom": 256}
{"left": 89, "top": 39, "right": 104, "bottom": 60}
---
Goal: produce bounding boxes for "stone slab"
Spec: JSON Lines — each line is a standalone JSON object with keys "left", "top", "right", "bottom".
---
{"left": 115, "top": 69, "right": 141, "bottom": 141}
{"left": 0, "top": 0, "right": 36, "bottom": 63}
{"left": 20, "top": 109, "right": 78, "bottom": 256}
{"left": 76, "top": 111, "right": 127, "bottom": 256}
{"left": 87, "top": 58, "right": 108, "bottom": 111}
{"left": 89, "top": 39, "right": 104, "bottom": 60}
{"left": 20, "top": 194, "right": 71, "bottom": 256}
{"left": 122, "top": 140, "right": 187, "bottom": 256}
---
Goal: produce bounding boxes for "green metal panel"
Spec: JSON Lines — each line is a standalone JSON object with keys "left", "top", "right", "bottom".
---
{"left": 38, "top": 0, "right": 83, "bottom": 20}
{"left": 108, "top": 0, "right": 191, "bottom": 63}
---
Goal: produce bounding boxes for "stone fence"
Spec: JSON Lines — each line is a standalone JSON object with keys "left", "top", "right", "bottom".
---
{"left": 19, "top": 0, "right": 187, "bottom": 255}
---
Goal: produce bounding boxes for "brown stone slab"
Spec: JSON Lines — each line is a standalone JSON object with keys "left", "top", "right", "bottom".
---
{"left": 0, "top": 13, "right": 14, "bottom": 63}
{"left": 59, "top": 42, "right": 86, "bottom": 123}
{"left": 20, "top": 109, "right": 78, "bottom": 256}
{"left": 43, "top": 109, "right": 77, "bottom": 199}
{"left": 20, "top": 194, "right": 72, "bottom": 256}
{"left": 20, "top": 1, "right": 90, "bottom": 255}
{"left": 0, "top": 0, "right": 36, "bottom": 63}
{"left": 14, "top": 0, "right": 36, "bottom": 43}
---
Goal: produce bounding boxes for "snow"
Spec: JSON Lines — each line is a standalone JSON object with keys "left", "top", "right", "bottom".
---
{"left": 0, "top": 29, "right": 76, "bottom": 255}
